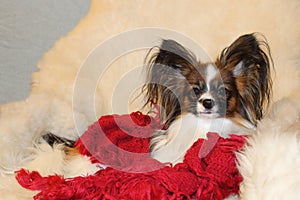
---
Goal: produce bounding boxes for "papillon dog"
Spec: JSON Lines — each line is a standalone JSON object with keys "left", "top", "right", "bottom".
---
{"left": 143, "top": 33, "right": 272, "bottom": 164}
{"left": 42, "top": 33, "right": 272, "bottom": 166}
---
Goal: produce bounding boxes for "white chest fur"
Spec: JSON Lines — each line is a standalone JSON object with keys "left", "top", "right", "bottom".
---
{"left": 150, "top": 113, "right": 253, "bottom": 164}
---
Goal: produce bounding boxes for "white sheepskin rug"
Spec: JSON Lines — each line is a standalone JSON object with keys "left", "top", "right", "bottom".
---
{"left": 0, "top": 0, "right": 299, "bottom": 199}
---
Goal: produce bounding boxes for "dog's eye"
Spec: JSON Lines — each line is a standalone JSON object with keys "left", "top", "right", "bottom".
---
{"left": 193, "top": 87, "right": 201, "bottom": 95}
{"left": 217, "top": 86, "right": 226, "bottom": 95}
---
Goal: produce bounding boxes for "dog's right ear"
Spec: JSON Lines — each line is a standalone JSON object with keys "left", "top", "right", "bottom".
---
{"left": 151, "top": 40, "right": 197, "bottom": 71}
{"left": 143, "top": 40, "right": 197, "bottom": 126}
{"left": 145, "top": 39, "right": 198, "bottom": 85}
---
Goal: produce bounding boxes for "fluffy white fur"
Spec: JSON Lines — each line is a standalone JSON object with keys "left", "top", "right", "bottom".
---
{"left": 151, "top": 114, "right": 253, "bottom": 164}
{"left": 237, "top": 94, "right": 300, "bottom": 200}
{"left": 0, "top": 0, "right": 299, "bottom": 199}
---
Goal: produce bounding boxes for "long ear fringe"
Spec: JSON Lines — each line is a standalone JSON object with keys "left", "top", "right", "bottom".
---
{"left": 142, "top": 35, "right": 273, "bottom": 126}
{"left": 141, "top": 40, "right": 197, "bottom": 126}
{"left": 219, "top": 33, "right": 273, "bottom": 125}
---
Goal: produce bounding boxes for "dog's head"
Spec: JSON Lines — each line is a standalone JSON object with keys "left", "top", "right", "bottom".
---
{"left": 143, "top": 33, "right": 272, "bottom": 127}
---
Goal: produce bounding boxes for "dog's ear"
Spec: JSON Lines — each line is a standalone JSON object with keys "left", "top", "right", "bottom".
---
{"left": 146, "top": 39, "right": 198, "bottom": 84}
{"left": 152, "top": 40, "right": 197, "bottom": 72}
{"left": 217, "top": 33, "right": 273, "bottom": 124}
{"left": 143, "top": 40, "right": 198, "bottom": 126}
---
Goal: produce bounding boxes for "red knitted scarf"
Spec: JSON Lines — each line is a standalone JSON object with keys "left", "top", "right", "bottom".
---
{"left": 16, "top": 112, "right": 246, "bottom": 200}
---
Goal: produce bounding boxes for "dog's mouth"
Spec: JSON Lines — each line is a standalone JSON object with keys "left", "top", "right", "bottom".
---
{"left": 199, "top": 110, "right": 220, "bottom": 118}
{"left": 201, "top": 110, "right": 213, "bottom": 114}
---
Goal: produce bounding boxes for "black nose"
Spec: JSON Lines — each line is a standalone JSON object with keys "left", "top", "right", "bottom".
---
{"left": 202, "top": 99, "right": 215, "bottom": 109}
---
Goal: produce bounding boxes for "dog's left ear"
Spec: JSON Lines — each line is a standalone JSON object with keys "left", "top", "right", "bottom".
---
{"left": 217, "top": 33, "right": 273, "bottom": 125}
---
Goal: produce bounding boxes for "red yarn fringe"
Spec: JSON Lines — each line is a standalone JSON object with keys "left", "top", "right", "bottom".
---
{"left": 16, "top": 112, "right": 246, "bottom": 200}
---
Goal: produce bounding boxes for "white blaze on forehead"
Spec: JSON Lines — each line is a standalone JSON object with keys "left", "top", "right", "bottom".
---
{"left": 205, "top": 64, "right": 218, "bottom": 90}
{"left": 200, "top": 91, "right": 213, "bottom": 100}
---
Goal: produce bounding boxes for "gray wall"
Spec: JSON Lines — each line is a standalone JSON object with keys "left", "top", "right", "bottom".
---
{"left": 0, "top": 0, "right": 90, "bottom": 104}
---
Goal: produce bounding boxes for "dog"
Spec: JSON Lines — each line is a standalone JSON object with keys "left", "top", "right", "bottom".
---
{"left": 41, "top": 33, "right": 272, "bottom": 166}
{"left": 143, "top": 33, "right": 272, "bottom": 164}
